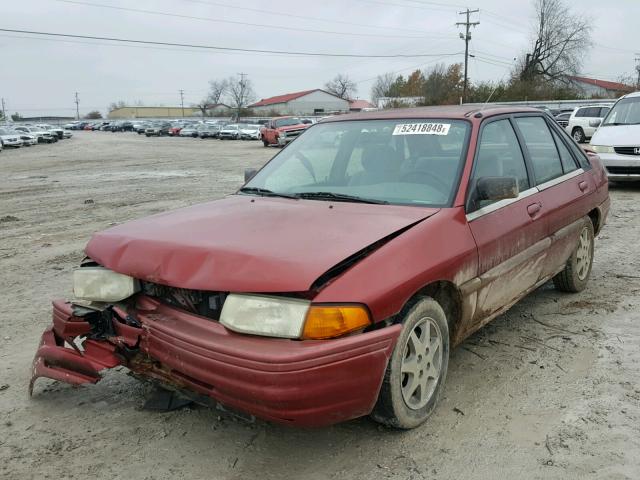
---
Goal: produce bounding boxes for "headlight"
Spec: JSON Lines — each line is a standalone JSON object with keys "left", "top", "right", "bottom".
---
{"left": 73, "top": 267, "right": 140, "bottom": 302}
{"left": 590, "top": 145, "right": 614, "bottom": 154}
{"left": 220, "top": 294, "right": 371, "bottom": 339}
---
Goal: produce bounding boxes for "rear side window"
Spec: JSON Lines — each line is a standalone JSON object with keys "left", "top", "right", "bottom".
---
{"left": 574, "top": 108, "right": 586, "bottom": 118}
{"left": 469, "top": 119, "right": 529, "bottom": 211}
{"left": 514, "top": 116, "right": 564, "bottom": 184}
{"left": 549, "top": 128, "right": 578, "bottom": 173}
{"left": 585, "top": 107, "right": 600, "bottom": 117}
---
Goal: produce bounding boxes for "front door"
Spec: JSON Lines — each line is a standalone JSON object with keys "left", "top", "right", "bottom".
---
{"left": 465, "top": 117, "right": 548, "bottom": 325}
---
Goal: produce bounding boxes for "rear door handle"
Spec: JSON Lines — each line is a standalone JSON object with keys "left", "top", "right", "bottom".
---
{"left": 579, "top": 181, "right": 589, "bottom": 192}
{"left": 527, "top": 202, "right": 542, "bottom": 217}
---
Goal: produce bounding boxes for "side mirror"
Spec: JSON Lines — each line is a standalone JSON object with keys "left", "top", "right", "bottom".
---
{"left": 589, "top": 119, "right": 602, "bottom": 128}
{"left": 244, "top": 168, "right": 258, "bottom": 183}
{"left": 476, "top": 176, "right": 519, "bottom": 201}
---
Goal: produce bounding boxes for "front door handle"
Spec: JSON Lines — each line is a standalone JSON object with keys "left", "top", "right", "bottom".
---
{"left": 579, "top": 181, "right": 588, "bottom": 192}
{"left": 527, "top": 202, "right": 542, "bottom": 217}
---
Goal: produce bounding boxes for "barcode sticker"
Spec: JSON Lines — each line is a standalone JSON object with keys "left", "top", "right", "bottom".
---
{"left": 392, "top": 123, "right": 451, "bottom": 136}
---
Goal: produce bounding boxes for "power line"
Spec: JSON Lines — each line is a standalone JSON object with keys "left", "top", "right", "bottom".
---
{"left": 181, "top": 0, "right": 433, "bottom": 35}
{"left": 0, "top": 28, "right": 462, "bottom": 58}
{"left": 456, "top": 8, "right": 480, "bottom": 103}
{"left": 54, "top": 0, "right": 435, "bottom": 40}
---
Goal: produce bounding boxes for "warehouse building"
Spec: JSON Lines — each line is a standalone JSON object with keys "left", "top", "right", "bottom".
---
{"left": 108, "top": 106, "right": 199, "bottom": 119}
{"left": 248, "top": 89, "right": 350, "bottom": 115}
{"left": 568, "top": 76, "right": 634, "bottom": 99}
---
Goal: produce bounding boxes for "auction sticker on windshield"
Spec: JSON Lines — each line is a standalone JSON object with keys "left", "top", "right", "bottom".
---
{"left": 392, "top": 123, "right": 451, "bottom": 135}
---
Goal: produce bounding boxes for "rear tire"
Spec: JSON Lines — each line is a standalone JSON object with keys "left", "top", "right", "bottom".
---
{"left": 572, "top": 127, "right": 586, "bottom": 143}
{"left": 553, "top": 220, "right": 594, "bottom": 293}
{"left": 262, "top": 139, "right": 269, "bottom": 147}
{"left": 371, "top": 297, "right": 449, "bottom": 429}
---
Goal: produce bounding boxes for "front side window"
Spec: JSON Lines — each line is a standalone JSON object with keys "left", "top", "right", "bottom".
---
{"left": 515, "top": 116, "right": 564, "bottom": 184}
{"left": 244, "top": 119, "right": 471, "bottom": 207}
{"left": 468, "top": 119, "right": 529, "bottom": 211}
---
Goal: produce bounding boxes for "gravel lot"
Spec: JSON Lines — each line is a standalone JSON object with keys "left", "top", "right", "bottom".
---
{"left": 1, "top": 132, "right": 639, "bottom": 480}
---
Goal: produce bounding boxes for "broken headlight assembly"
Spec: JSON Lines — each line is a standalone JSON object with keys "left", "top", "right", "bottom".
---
{"left": 220, "top": 294, "right": 371, "bottom": 340}
{"left": 73, "top": 266, "right": 140, "bottom": 302}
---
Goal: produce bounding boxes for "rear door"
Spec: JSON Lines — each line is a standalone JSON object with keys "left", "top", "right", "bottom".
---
{"left": 512, "top": 115, "right": 594, "bottom": 278}
{"left": 465, "top": 117, "right": 548, "bottom": 325}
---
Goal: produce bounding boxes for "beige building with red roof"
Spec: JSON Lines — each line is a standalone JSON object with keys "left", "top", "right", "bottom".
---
{"left": 248, "top": 89, "right": 350, "bottom": 115}
{"left": 568, "top": 76, "right": 634, "bottom": 98}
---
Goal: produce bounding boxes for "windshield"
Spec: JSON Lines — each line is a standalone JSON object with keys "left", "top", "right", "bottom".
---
{"left": 243, "top": 119, "right": 470, "bottom": 207}
{"left": 603, "top": 96, "right": 640, "bottom": 125}
{"left": 275, "top": 118, "right": 302, "bottom": 127}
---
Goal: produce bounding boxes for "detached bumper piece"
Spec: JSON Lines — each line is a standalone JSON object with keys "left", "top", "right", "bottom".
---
{"left": 31, "top": 297, "right": 401, "bottom": 427}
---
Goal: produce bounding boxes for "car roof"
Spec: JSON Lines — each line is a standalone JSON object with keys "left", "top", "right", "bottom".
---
{"left": 621, "top": 91, "right": 640, "bottom": 99}
{"left": 319, "top": 105, "right": 543, "bottom": 123}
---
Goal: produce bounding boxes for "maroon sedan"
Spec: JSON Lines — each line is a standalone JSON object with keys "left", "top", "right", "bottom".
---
{"left": 31, "top": 106, "right": 609, "bottom": 429}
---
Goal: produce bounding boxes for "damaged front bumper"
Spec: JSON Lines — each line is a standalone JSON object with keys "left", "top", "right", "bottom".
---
{"left": 31, "top": 297, "right": 401, "bottom": 427}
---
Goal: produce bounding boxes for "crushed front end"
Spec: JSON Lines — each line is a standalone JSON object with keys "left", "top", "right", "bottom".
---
{"left": 31, "top": 269, "right": 401, "bottom": 427}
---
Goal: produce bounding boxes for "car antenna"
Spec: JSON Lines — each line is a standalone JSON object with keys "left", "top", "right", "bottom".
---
{"left": 479, "top": 59, "right": 516, "bottom": 112}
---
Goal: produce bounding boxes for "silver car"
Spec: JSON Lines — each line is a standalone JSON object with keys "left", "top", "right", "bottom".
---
{"left": 0, "top": 127, "right": 24, "bottom": 147}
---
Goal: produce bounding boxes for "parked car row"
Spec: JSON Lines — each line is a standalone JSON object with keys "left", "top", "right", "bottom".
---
{"left": 71, "top": 117, "right": 318, "bottom": 147}
{"left": 0, "top": 123, "right": 72, "bottom": 150}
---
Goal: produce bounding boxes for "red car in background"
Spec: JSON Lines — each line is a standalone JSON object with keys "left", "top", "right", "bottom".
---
{"left": 31, "top": 106, "right": 609, "bottom": 429}
{"left": 260, "top": 116, "right": 309, "bottom": 147}
{"left": 168, "top": 124, "right": 183, "bottom": 136}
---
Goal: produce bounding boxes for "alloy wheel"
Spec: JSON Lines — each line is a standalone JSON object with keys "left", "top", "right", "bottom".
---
{"left": 576, "top": 227, "right": 593, "bottom": 280}
{"left": 400, "top": 317, "right": 443, "bottom": 410}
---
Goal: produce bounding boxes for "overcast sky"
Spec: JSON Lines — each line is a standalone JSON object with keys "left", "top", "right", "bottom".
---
{"left": 2, "top": 0, "right": 638, "bottom": 117}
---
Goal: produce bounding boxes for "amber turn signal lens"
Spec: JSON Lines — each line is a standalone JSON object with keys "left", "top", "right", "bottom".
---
{"left": 301, "top": 305, "right": 371, "bottom": 340}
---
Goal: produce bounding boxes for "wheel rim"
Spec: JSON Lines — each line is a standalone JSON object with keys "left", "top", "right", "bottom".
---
{"left": 573, "top": 130, "right": 582, "bottom": 141}
{"left": 400, "top": 317, "right": 443, "bottom": 410}
{"left": 576, "top": 227, "right": 592, "bottom": 280}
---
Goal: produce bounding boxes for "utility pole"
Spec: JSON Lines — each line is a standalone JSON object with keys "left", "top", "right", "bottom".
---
{"left": 74, "top": 92, "right": 80, "bottom": 120}
{"left": 456, "top": 8, "right": 479, "bottom": 104}
{"left": 237, "top": 73, "right": 248, "bottom": 119}
{"left": 179, "top": 89, "right": 185, "bottom": 117}
{"left": 635, "top": 54, "right": 640, "bottom": 89}
{"left": 1, "top": 97, "right": 6, "bottom": 121}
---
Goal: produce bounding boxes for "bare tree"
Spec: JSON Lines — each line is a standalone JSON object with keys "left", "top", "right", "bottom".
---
{"left": 108, "top": 100, "right": 127, "bottom": 112}
{"left": 208, "top": 79, "right": 228, "bottom": 105}
{"left": 227, "top": 75, "right": 256, "bottom": 116}
{"left": 325, "top": 74, "right": 358, "bottom": 100}
{"left": 520, "top": 0, "right": 592, "bottom": 82}
{"left": 370, "top": 73, "right": 396, "bottom": 104}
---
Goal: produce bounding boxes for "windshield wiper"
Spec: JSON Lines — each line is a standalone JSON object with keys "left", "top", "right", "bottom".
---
{"left": 294, "top": 191, "right": 388, "bottom": 204}
{"left": 238, "top": 187, "right": 299, "bottom": 199}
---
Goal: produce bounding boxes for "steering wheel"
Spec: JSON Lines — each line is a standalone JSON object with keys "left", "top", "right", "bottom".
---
{"left": 399, "top": 170, "right": 450, "bottom": 194}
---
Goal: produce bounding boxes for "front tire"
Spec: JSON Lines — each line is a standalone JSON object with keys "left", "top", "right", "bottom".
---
{"left": 553, "top": 220, "right": 594, "bottom": 293}
{"left": 371, "top": 298, "right": 449, "bottom": 429}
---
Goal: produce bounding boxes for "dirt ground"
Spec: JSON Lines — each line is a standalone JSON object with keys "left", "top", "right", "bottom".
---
{"left": 1, "top": 132, "right": 639, "bottom": 480}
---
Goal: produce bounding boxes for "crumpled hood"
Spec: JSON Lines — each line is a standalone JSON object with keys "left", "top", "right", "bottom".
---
{"left": 85, "top": 195, "right": 438, "bottom": 292}
{"left": 591, "top": 124, "right": 640, "bottom": 146}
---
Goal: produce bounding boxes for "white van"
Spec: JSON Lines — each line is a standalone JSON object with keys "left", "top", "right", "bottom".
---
{"left": 590, "top": 92, "right": 640, "bottom": 182}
